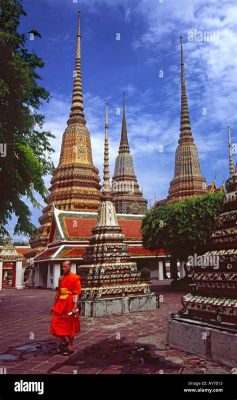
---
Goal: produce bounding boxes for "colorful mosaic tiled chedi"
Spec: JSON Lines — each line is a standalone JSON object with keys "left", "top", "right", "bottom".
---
{"left": 111, "top": 94, "right": 148, "bottom": 215}
{"left": 29, "top": 13, "right": 101, "bottom": 256}
{"left": 167, "top": 37, "right": 207, "bottom": 204}
{"left": 180, "top": 127, "right": 237, "bottom": 329}
{"left": 78, "top": 104, "right": 151, "bottom": 300}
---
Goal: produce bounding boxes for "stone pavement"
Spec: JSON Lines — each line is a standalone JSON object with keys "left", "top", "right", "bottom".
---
{"left": 0, "top": 282, "right": 231, "bottom": 375}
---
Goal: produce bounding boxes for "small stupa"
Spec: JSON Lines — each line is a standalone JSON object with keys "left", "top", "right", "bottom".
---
{"left": 78, "top": 104, "right": 157, "bottom": 316}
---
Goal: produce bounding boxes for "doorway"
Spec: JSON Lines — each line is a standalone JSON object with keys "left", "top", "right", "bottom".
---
{"left": 2, "top": 262, "right": 16, "bottom": 288}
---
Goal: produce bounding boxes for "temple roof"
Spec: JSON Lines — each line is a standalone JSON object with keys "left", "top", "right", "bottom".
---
{"left": 34, "top": 244, "right": 165, "bottom": 262}
{"left": 33, "top": 206, "right": 167, "bottom": 262}
{"left": 207, "top": 180, "right": 225, "bottom": 193}
{"left": 0, "top": 237, "right": 23, "bottom": 261}
{"left": 49, "top": 206, "right": 146, "bottom": 242}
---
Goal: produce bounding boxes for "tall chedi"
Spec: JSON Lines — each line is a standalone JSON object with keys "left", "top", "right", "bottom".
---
{"left": 167, "top": 37, "right": 206, "bottom": 203}
{"left": 78, "top": 104, "right": 156, "bottom": 317}
{"left": 168, "top": 126, "right": 237, "bottom": 367}
{"left": 29, "top": 13, "right": 101, "bottom": 255}
{"left": 111, "top": 94, "right": 147, "bottom": 214}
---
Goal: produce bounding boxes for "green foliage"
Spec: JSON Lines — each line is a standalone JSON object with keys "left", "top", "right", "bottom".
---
{"left": 0, "top": 0, "right": 55, "bottom": 237}
{"left": 142, "top": 192, "right": 225, "bottom": 261}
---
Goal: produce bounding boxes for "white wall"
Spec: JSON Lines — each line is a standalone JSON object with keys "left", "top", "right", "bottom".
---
{"left": 158, "top": 261, "right": 164, "bottom": 280}
{"left": 71, "top": 263, "right": 76, "bottom": 274}
{"left": 47, "top": 264, "right": 53, "bottom": 289}
{"left": 53, "top": 264, "right": 61, "bottom": 289}
{"left": 15, "top": 261, "right": 23, "bottom": 289}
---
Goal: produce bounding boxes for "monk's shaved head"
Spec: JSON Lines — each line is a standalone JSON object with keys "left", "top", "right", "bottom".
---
{"left": 62, "top": 261, "right": 71, "bottom": 267}
{"left": 62, "top": 260, "right": 71, "bottom": 275}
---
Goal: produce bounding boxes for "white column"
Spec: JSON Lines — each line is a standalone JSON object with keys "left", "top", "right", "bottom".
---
{"left": 21, "top": 268, "right": 25, "bottom": 288}
{"left": 180, "top": 262, "right": 186, "bottom": 278}
{"left": 71, "top": 263, "right": 76, "bottom": 274}
{"left": 47, "top": 263, "right": 51, "bottom": 288}
{"left": 158, "top": 261, "right": 164, "bottom": 280}
{"left": 53, "top": 264, "right": 61, "bottom": 289}
{"left": 36, "top": 264, "right": 43, "bottom": 287}
{"left": 0, "top": 261, "right": 3, "bottom": 290}
{"left": 15, "top": 261, "right": 23, "bottom": 289}
{"left": 177, "top": 261, "right": 180, "bottom": 278}
{"left": 165, "top": 261, "right": 171, "bottom": 279}
{"left": 34, "top": 265, "right": 39, "bottom": 287}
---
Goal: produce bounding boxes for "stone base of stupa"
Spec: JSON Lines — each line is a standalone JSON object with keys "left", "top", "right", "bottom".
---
{"left": 167, "top": 315, "right": 237, "bottom": 368}
{"left": 79, "top": 292, "right": 157, "bottom": 317}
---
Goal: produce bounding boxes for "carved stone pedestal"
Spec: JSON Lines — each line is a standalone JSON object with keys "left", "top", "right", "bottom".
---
{"left": 168, "top": 316, "right": 237, "bottom": 368}
{"left": 80, "top": 293, "right": 157, "bottom": 317}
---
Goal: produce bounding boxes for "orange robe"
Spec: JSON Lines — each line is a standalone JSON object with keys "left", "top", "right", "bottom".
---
{"left": 50, "top": 273, "right": 81, "bottom": 337}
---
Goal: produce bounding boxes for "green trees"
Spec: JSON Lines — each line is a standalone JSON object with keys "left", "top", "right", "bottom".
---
{"left": 0, "top": 0, "right": 54, "bottom": 237}
{"left": 142, "top": 192, "right": 225, "bottom": 278}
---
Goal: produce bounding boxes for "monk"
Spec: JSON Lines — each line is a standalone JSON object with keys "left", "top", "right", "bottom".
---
{"left": 50, "top": 261, "right": 81, "bottom": 356}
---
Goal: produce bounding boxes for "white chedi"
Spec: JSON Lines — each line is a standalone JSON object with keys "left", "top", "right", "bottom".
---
{"left": 96, "top": 200, "right": 119, "bottom": 227}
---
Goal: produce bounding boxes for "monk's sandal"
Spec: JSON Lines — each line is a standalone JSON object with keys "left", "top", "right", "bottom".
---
{"left": 63, "top": 348, "right": 74, "bottom": 356}
{"left": 57, "top": 342, "right": 68, "bottom": 354}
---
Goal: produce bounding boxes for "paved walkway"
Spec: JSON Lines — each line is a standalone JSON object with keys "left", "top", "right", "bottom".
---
{"left": 0, "top": 283, "right": 231, "bottom": 374}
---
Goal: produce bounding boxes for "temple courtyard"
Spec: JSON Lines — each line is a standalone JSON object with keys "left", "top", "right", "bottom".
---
{"left": 0, "top": 282, "right": 231, "bottom": 375}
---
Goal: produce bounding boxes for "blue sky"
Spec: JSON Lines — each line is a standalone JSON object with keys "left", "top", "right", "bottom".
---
{"left": 10, "top": 0, "right": 237, "bottom": 240}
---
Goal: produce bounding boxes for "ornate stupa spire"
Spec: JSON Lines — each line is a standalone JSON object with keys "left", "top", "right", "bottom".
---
{"left": 167, "top": 36, "right": 206, "bottom": 203}
{"left": 180, "top": 36, "right": 192, "bottom": 139}
{"left": 119, "top": 92, "right": 129, "bottom": 152}
{"left": 228, "top": 126, "right": 235, "bottom": 177}
{"left": 102, "top": 103, "right": 110, "bottom": 195}
{"left": 112, "top": 94, "right": 147, "bottom": 214}
{"left": 29, "top": 12, "right": 101, "bottom": 256}
{"left": 68, "top": 11, "right": 86, "bottom": 126}
{"left": 97, "top": 103, "right": 118, "bottom": 227}
{"left": 226, "top": 125, "right": 237, "bottom": 193}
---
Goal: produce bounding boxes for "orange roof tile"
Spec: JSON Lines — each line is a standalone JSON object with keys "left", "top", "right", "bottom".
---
{"left": 128, "top": 247, "right": 167, "bottom": 256}
{"left": 57, "top": 247, "right": 86, "bottom": 258}
{"left": 35, "top": 247, "right": 60, "bottom": 261}
{"left": 63, "top": 217, "right": 95, "bottom": 239}
{"left": 16, "top": 248, "right": 31, "bottom": 255}
{"left": 61, "top": 217, "right": 143, "bottom": 240}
